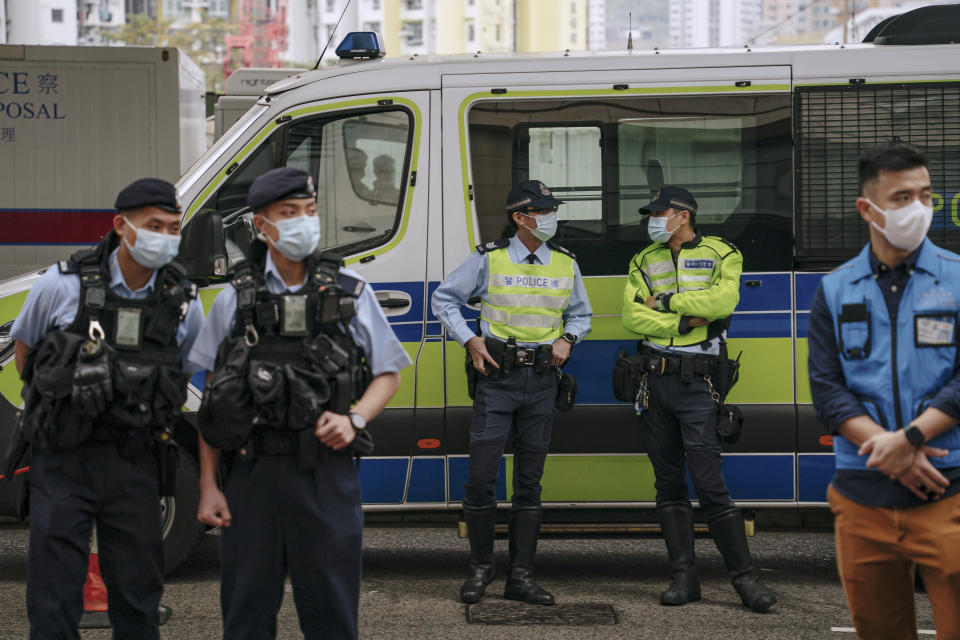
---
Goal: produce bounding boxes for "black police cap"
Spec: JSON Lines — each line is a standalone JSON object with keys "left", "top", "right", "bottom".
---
{"left": 505, "top": 180, "right": 565, "bottom": 213}
{"left": 114, "top": 178, "right": 180, "bottom": 213}
{"left": 638, "top": 186, "right": 698, "bottom": 216}
{"left": 247, "top": 167, "right": 318, "bottom": 210}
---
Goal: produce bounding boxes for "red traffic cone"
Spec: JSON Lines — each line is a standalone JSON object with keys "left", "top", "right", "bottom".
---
{"left": 77, "top": 527, "right": 173, "bottom": 629}
{"left": 79, "top": 530, "right": 110, "bottom": 629}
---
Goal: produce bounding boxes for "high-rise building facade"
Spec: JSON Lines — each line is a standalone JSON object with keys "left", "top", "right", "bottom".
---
{"left": 6, "top": 0, "right": 79, "bottom": 45}
{"left": 516, "top": 0, "right": 586, "bottom": 52}
{"left": 670, "top": 0, "right": 762, "bottom": 48}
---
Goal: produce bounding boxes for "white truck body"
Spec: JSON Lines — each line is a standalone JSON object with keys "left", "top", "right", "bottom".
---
{"left": 0, "top": 45, "right": 205, "bottom": 279}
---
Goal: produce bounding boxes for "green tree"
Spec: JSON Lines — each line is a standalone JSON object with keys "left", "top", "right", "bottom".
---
{"left": 105, "top": 14, "right": 237, "bottom": 93}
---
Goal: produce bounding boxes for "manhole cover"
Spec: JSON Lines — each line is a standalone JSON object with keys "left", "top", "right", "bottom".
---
{"left": 466, "top": 601, "right": 617, "bottom": 625}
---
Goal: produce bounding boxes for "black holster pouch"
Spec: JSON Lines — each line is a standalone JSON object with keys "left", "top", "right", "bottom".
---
{"left": 157, "top": 440, "right": 179, "bottom": 497}
{"left": 248, "top": 360, "right": 287, "bottom": 428}
{"left": 198, "top": 336, "right": 256, "bottom": 451}
{"left": 348, "top": 430, "right": 375, "bottom": 457}
{"left": 555, "top": 372, "right": 577, "bottom": 412}
{"left": 484, "top": 337, "right": 507, "bottom": 375}
{"left": 713, "top": 340, "right": 741, "bottom": 398}
{"left": 21, "top": 331, "right": 96, "bottom": 451}
{"left": 535, "top": 344, "right": 553, "bottom": 373}
{"left": 612, "top": 349, "right": 644, "bottom": 403}
{"left": 717, "top": 404, "right": 744, "bottom": 445}
{"left": 465, "top": 356, "right": 480, "bottom": 400}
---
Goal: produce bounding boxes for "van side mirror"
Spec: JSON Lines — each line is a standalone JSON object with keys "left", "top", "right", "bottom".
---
{"left": 179, "top": 209, "right": 227, "bottom": 278}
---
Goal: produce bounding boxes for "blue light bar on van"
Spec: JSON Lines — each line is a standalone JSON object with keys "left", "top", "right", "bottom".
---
{"left": 335, "top": 32, "right": 386, "bottom": 59}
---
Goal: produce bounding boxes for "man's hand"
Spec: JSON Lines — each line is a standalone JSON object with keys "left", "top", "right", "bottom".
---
{"left": 897, "top": 449, "right": 950, "bottom": 500}
{"left": 552, "top": 338, "right": 572, "bottom": 367}
{"left": 315, "top": 411, "right": 356, "bottom": 450}
{"left": 644, "top": 295, "right": 658, "bottom": 309}
{"left": 466, "top": 336, "right": 500, "bottom": 376}
{"left": 687, "top": 317, "right": 710, "bottom": 327}
{"left": 860, "top": 430, "right": 947, "bottom": 479}
{"left": 198, "top": 486, "right": 232, "bottom": 528}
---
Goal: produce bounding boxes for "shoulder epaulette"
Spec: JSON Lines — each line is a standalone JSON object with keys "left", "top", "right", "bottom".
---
{"left": 476, "top": 238, "right": 510, "bottom": 254}
{"left": 58, "top": 259, "right": 78, "bottom": 274}
{"left": 546, "top": 241, "right": 576, "bottom": 260}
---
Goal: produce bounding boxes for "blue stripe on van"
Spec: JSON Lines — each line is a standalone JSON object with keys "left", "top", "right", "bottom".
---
{"left": 690, "top": 454, "right": 794, "bottom": 501}
{"left": 391, "top": 323, "right": 424, "bottom": 342}
{"left": 359, "top": 458, "right": 409, "bottom": 503}
{"left": 737, "top": 274, "right": 791, "bottom": 311}
{"left": 407, "top": 458, "right": 446, "bottom": 502}
{"left": 449, "top": 456, "right": 506, "bottom": 502}
{"left": 796, "top": 312, "right": 810, "bottom": 339}
{"left": 728, "top": 313, "right": 791, "bottom": 339}
{"left": 795, "top": 273, "right": 826, "bottom": 311}
{"left": 798, "top": 454, "right": 834, "bottom": 502}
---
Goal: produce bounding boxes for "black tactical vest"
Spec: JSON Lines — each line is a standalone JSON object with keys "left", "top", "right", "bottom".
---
{"left": 20, "top": 231, "right": 195, "bottom": 450}
{"left": 198, "top": 240, "right": 370, "bottom": 451}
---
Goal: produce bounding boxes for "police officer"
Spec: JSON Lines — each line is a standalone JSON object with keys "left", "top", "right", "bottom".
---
{"left": 190, "top": 167, "right": 411, "bottom": 640}
{"left": 808, "top": 143, "right": 960, "bottom": 637}
{"left": 7, "top": 178, "right": 204, "bottom": 639}
{"left": 432, "top": 179, "right": 592, "bottom": 605}
{"left": 621, "top": 186, "right": 775, "bottom": 613}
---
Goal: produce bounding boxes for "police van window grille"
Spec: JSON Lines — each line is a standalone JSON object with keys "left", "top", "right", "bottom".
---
{"left": 795, "top": 83, "right": 960, "bottom": 268}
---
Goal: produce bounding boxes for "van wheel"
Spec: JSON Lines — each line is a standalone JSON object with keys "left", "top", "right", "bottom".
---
{"left": 160, "top": 450, "right": 204, "bottom": 575}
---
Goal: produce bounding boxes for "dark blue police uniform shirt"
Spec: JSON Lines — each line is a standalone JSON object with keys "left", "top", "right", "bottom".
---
{"left": 808, "top": 244, "right": 960, "bottom": 508}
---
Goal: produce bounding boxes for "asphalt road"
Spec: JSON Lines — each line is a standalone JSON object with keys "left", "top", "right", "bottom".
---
{"left": 0, "top": 519, "right": 938, "bottom": 639}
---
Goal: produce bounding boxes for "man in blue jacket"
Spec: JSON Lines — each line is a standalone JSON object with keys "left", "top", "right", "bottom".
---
{"left": 808, "top": 143, "right": 960, "bottom": 637}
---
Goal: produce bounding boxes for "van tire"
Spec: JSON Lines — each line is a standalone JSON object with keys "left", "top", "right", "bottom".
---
{"left": 160, "top": 450, "right": 204, "bottom": 575}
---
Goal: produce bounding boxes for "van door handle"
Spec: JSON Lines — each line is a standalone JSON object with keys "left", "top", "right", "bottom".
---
{"left": 744, "top": 280, "right": 762, "bottom": 288}
{"left": 374, "top": 290, "right": 412, "bottom": 314}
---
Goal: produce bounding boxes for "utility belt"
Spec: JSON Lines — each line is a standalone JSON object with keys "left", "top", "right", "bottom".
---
{"left": 484, "top": 336, "right": 554, "bottom": 374}
{"left": 613, "top": 342, "right": 744, "bottom": 444}
{"left": 465, "top": 336, "right": 577, "bottom": 412}
{"left": 634, "top": 348, "right": 718, "bottom": 380}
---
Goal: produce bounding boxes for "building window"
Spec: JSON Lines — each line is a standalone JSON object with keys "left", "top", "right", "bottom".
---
{"left": 467, "top": 21, "right": 475, "bottom": 41}
{"left": 364, "top": 22, "right": 381, "bottom": 33}
{"left": 403, "top": 21, "right": 423, "bottom": 45}
{"left": 372, "top": 0, "right": 381, "bottom": 8}
{"left": 496, "top": 24, "right": 501, "bottom": 40}
{"left": 326, "top": 0, "right": 336, "bottom": 11}
{"left": 51, "top": 8, "right": 64, "bottom": 22}
{"left": 571, "top": 31, "right": 577, "bottom": 43}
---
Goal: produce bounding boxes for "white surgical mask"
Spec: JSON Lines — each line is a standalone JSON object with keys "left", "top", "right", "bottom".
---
{"left": 519, "top": 210, "right": 558, "bottom": 242}
{"left": 122, "top": 221, "right": 181, "bottom": 269}
{"left": 262, "top": 214, "right": 321, "bottom": 260}
{"left": 648, "top": 211, "right": 681, "bottom": 244}
{"left": 866, "top": 198, "right": 933, "bottom": 252}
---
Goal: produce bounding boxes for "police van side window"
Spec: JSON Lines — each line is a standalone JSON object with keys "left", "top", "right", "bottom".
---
{"left": 199, "top": 108, "right": 412, "bottom": 272}
{"left": 468, "top": 96, "right": 792, "bottom": 275}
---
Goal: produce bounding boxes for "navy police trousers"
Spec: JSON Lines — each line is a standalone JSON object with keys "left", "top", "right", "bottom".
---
{"left": 220, "top": 449, "right": 363, "bottom": 640}
{"left": 641, "top": 372, "right": 735, "bottom": 518}
{"left": 27, "top": 444, "right": 164, "bottom": 640}
{"left": 465, "top": 367, "right": 557, "bottom": 508}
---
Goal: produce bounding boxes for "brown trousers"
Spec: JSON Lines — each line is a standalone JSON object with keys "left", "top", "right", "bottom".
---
{"left": 828, "top": 484, "right": 960, "bottom": 640}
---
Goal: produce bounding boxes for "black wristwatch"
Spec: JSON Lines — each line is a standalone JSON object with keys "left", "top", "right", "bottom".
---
{"left": 655, "top": 293, "right": 670, "bottom": 312}
{"left": 349, "top": 413, "right": 367, "bottom": 432}
{"left": 904, "top": 424, "right": 926, "bottom": 447}
{"left": 560, "top": 333, "right": 577, "bottom": 345}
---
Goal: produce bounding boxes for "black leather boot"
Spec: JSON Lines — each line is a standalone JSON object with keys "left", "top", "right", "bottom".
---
{"left": 503, "top": 507, "right": 555, "bottom": 605}
{"left": 460, "top": 503, "right": 497, "bottom": 604}
{"left": 658, "top": 503, "right": 701, "bottom": 606}
{"left": 707, "top": 508, "right": 777, "bottom": 613}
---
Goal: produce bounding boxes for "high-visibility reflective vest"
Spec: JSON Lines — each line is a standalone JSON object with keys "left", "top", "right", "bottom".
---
{"left": 480, "top": 247, "right": 574, "bottom": 343}
{"left": 621, "top": 232, "right": 742, "bottom": 347}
